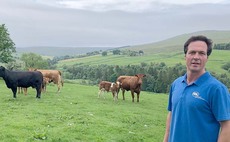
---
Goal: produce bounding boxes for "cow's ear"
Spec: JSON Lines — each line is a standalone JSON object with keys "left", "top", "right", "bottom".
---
{"left": 0, "top": 66, "right": 5, "bottom": 71}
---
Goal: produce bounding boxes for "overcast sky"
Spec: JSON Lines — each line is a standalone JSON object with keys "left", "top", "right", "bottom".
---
{"left": 1, "top": 0, "right": 230, "bottom": 48}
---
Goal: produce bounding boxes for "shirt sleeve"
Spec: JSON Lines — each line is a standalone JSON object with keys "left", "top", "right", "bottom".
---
{"left": 211, "top": 85, "right": 230, "bottom": 121}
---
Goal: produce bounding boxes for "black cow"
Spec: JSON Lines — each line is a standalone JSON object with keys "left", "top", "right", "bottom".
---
{"left": 0, "top": 66, "right": 43, "bottom": 98}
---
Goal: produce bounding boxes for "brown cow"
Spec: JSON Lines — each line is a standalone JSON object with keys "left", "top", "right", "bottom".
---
{"left": 29, "top": 68, "right": 64, "bottom": 93}
{"left": 116, "top": 74, "right": 146, "bottom": 102}
{"left": 98, "top": 81, "right": 120, "bottom": 101}
{"left": 41, "top": 77, "right": 52, "bottom": 93}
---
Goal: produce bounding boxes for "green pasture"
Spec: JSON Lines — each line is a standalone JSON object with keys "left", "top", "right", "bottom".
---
{"left": 0, "top": 79, "right": 168, "bottom": 142}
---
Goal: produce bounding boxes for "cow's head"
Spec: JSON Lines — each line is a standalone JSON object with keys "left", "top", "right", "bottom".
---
{"left": 0, "top": 66, "right": 6, "bottom": 77}
{"left": 135, "top": 74, "right": 146, "bottom": 78}
{"left": 135, "top": 74, "right": 146, "bottom": 84}
{"left": 116, "top": 81, "right": 122, "bottom": 88}
{"left": 28, "top": 68, "right": 37, "bottom": 71}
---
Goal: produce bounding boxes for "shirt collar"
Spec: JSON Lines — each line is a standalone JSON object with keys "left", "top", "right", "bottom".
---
{"left": 182, "top": 72, "right": 210, "bottom": 86}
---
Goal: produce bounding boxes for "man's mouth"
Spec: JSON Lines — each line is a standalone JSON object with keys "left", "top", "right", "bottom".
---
{"left": 191, "top": 62, "right": 200, "bottom": 65}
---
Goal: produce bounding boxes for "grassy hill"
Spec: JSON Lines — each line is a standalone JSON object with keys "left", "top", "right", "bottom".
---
{"left": 58, "top": 30, "right": 230, "bottom": 75}
{"left": 127, "top": 30, "right": 230, "bottom": 54}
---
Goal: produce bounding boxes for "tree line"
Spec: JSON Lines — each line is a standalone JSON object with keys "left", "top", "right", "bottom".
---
{"left": 214, "top": 43, "right": 230, "bottom": 50}
{"left": 62, "top": 62, "right": 230, "bottom": 93}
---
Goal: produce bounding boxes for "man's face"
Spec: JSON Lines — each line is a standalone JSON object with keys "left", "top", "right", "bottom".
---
{"left": 185, "top": 41, "right": 208, "bottom": 73}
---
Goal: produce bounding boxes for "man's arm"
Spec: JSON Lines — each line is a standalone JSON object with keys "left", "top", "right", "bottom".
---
{"left": 163, "top": 112, "right": 171, "bottom": 142}
{"left": 218, "top": 120, "right": 230, "bottom": 142}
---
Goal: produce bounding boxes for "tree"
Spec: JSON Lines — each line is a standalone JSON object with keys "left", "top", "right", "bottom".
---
{"left": 0, "top": 24, "right": 16, "bottom": 63}
{"left": 112, "top": 49, "right": 121, "bottom": 55}
{"left": 139, "top": 50, "right": 144, "bottom": 55}
{"left": 20, "top": 53, "right": 49, "bottom": 69}
{"left": 102, "top": 51, "right": 107, "bottom": 56}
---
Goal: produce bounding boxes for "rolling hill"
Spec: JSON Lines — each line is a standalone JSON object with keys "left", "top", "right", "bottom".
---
{"left": 126, "top": 30, "right": 230, "bottom": 55}
{"left": 57, "top": 30, "right": 230, "bottom": 76}
{"left": 16, "top": 30, "right": 230, "bottom": 57}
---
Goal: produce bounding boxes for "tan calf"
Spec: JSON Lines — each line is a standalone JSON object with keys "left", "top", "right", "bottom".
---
{"left": 98, "top": 81, "right": 120, "bottom": 101}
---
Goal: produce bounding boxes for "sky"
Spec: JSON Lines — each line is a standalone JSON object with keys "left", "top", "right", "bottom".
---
{"left": 1, "top": 0, "right": 230, "bottom": 48}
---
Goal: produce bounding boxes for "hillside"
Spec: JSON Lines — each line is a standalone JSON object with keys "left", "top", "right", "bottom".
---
{"left": 125, "top": 30, "right": 230, "bottom": 55}
{"left": 58, "top": 30, "right": 230, "bottom": 76}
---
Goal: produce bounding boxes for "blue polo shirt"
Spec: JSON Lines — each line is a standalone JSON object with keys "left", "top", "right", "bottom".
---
{"left": 168, "top": 72, "right": 230, "bottom": 142}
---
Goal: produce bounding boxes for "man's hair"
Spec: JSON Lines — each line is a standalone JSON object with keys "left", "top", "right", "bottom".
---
{"left": 184, "top": 35, "right": 213, "bottom": 56}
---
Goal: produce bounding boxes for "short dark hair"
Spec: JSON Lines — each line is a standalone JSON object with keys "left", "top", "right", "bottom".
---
{"left": 184, "top": 35, "right": 213, "bottom": 56}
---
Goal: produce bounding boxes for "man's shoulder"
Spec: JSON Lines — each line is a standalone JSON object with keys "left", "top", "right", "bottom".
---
{"left": 174, "top": 75, "right": 185, "bottom": 83}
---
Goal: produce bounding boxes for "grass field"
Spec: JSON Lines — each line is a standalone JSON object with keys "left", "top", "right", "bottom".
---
{"left": 0, "top": 80, "right": 168, "bottom": 142}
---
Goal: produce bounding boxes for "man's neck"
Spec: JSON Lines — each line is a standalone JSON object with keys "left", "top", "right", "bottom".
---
{"left": 187, "top": 71, "right": 206, "bottom": 85}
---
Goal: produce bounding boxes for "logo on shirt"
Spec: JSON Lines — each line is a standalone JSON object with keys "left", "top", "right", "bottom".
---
{"left": 192, "top": 92, "right": 205, "bottom": 101}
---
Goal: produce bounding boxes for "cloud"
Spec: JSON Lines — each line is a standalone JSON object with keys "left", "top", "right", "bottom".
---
{"left": 57, "top": 0, "right": 158, "bottom": 12}
{"left": 1, "top": 0, "right": 230, "bottom": 48}
{"left": 160, "top": 0, "right": 228, "bottom": 5}
{"left": 35, "top": 0, "right": 230, "bottom": 12}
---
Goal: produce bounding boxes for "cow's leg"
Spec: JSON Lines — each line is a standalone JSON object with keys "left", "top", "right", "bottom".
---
{"left": 23, "top": 88, "right": 27, "bottom": 96}
{"left": 98, "top": 90, "right": 102, "bottom": 98}
{"left": 44, "top": 84, "right": 46, "bottom": 93}
{"left": 137, "top": 92, "right": 140, "bottom": 102}
{"left": 56, "top": 83, "right": 61, "bottom": 93}
{"left": 122, "top": 89, "right": 125, "bottom": 100}
{"left": 56, "top": 76, "right": 62, "bottom": 93}
{"left": 114, "top": 92, "right": 118, "bottom": 101}
{"left": 17, "top": 87, "right": 21, "bottom": 94}
{"left": 131, "top": 91, "right": 135, "bottom": 102}
{"left": 117, "top": 88, "right": 120, "bottom": 99}
{"left": 11, "top": 87, "right": 17, "bottom": 98}
{"left": 36, "top": 86, "right": 41, "bottom": 98}
{"left": 102, "top": 91, "right": 106, "bottom": 99}
{"left": 41, "top": 83, "right": 46, "bottom": 93}
{"left": 112, "top": 92, "right": 115, "bottom": 101}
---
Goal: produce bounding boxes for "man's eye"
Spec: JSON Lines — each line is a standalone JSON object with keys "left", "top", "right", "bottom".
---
{"left": 200, "top": 52, "right": 206, "bottom": 55}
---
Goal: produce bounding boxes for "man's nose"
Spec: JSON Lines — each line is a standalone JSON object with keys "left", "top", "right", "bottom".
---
{"left": 193, "top": 53, "right": 200, "bottom": 59}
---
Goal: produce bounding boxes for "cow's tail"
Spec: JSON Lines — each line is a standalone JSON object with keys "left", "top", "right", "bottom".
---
{"left": 61, "top": 78, "right": 64, "bottom": 87}
{"left": 58, "top": 70, "right": 62, "bottom": 76}
{"left": 58, "top": 70, "right": 64, "bottom": 87}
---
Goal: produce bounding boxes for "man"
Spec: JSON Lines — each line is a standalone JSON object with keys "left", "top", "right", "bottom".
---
{"left": 163, "top": 35, "right": 230, "bottom": 142}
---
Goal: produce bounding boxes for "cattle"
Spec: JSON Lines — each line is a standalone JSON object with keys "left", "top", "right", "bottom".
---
{"left": 17, "top": 87, "right": 24, "bottom": 94}
{"left": 17, "top": 87, "right": 27, "bottom": 95}
{"left": 22, "top": 77, "right": 51, "bottom": 95}
{"left": 42, "top": 77, "right": 52, "bottom": 93}
{"left": 0, "top": 66, "right": 43, "bottom": 98}
{"left": 116, "top": 74, "right": 146, "bottom": 102}
{"left": 98, "top": 81, "right": 120, "bottom": 101}
{"left": 29, "top": 68, "right": 63, "bottom": 93}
